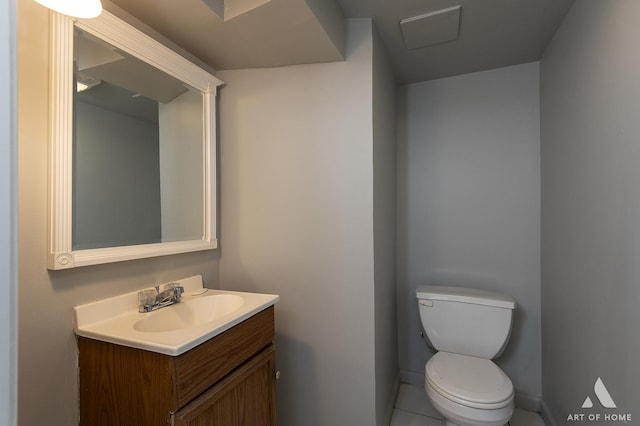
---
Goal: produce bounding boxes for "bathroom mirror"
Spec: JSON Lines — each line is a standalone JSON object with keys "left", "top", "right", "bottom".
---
{"left": 47, "top": 10, "right": 224, "bottom": 270}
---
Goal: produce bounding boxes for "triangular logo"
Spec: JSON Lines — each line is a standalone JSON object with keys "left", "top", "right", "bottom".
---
{"left": 581, "top": 377, "right": 616, "bottom": 409}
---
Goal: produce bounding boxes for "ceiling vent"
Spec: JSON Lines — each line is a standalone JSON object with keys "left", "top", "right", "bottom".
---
{"left": 400, "top": 5, "right": 461, "bottom": 50}
{"left": 201, "top": 0, "right": 272, "bottom": 21}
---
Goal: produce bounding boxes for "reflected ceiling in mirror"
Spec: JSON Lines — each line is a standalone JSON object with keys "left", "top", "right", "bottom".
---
{"left": 48, "top": 10, "right": 224, "bottom": 270}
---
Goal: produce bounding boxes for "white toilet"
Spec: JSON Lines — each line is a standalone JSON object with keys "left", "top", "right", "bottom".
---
{"left": 416, "top": 285, "right": 517, "bottom": 426}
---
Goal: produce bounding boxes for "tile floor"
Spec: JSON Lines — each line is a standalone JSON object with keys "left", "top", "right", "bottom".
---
{"left": 390, "top": 384, "right": 546, "bottom": 426}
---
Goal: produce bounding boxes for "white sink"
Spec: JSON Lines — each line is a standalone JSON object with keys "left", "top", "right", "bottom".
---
{"left": 133, "top": 293, "right": 245, "bottom": 333}
{"left": 74, "top": 275, "right": 279, "bottom": 356}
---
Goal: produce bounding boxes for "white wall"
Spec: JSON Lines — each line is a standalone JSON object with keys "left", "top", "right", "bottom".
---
{"left": 17, "top": 1, "right": 220, "bottom": 424}
{"left": 540, "top": 0, "right": 640, "bottom": 421}
{"left": 218, "top": 19, "right": 387, "bottom": 426}
{"left": 396, "top": 62, "right": 542, "bottom": 406}
{"left": 0, "top": 0, "right": 16, "bottom": 424}
{"left": 372, "top": 28, "right": 399, "bottom": 426}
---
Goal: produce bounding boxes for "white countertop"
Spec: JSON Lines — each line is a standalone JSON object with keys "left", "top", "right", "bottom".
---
{"left": 74, "top": 275, "right": 279, "bottom": 356}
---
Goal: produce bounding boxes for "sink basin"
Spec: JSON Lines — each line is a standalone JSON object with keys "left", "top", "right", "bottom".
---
{"left": 133, "top": 294, "right": 245, "bottom": 332}
{"left": 73, "top": 275, "right": 279, "bottom": 355}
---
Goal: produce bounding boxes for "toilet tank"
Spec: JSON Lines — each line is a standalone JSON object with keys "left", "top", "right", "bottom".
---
{"left": 416, "top": 285, "right": 516, "bottom": 359}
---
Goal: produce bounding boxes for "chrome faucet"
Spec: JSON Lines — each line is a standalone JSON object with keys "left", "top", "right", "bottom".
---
{"left": 138, "top": 283, "right": 184, "bottom": 313}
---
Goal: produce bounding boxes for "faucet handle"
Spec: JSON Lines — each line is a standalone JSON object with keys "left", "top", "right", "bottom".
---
{"left": 159, "top": 282, "right": 184, "bottom": 302}
{"left": 174, "top": 286, "right": 184, "bottom": 298}
{"left": 173, "top": 284, "right": 185, "bottom": 301}
{"left": 160, "top": 282, "right": 181, "bottom": 292}
{"left": 137, "top": 288, "right": 158, "bottom": 312}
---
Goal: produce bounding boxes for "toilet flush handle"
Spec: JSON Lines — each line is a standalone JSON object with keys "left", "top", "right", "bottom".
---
{"left": 419, "top": 300, "right": 433, "bottom": 307}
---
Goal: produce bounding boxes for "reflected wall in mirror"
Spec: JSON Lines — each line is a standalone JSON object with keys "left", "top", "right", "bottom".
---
{"left": 73, "top": 29, "right": 204, "bottom": 250}
{"left": 48, "top": 10, "right": 224, "bottom": 270}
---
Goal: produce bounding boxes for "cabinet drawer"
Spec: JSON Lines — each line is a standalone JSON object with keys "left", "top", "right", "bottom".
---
{"left": 174, "top": 345, "right": 276, "bottom": 426}
{"left": 173, "top": 306, "right": 275, "bottom": 408}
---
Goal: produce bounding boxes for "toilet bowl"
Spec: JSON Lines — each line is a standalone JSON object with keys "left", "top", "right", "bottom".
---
{"left": 425, "top": 352, "right": 513, "bottom": 426}
{"left": 416, "top": 286, "right": 517, "bottom": 426}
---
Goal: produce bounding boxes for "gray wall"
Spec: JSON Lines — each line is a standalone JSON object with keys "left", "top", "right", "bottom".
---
{"left": 540, "top": 0, "right": 640, "bottom": 421}
{"left": 218, "top": 19, "right": 394, "bottom": 426}
{"left": 396, "top": 62, "right": 542, "bottom": 406}
{"left": 0, "top": 0, "right": 17, "bottom": 422}
{"left": 372, "top": 28, "right": 399, "bottom": 426}
{"left": 158, "top": 89, "right": 204, "bottom": 242}
{"left": 17, "top": 1, "right": 220, "bottom": 424}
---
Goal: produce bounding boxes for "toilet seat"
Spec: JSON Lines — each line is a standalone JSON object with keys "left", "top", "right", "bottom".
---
{"left": 426, "top": 352, "right": 513, "bottom": 410}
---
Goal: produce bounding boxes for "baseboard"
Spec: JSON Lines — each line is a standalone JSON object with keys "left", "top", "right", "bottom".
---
{"left": 514, "top": 391, "right": 541, "bottom": 411}
{"left": 540, "top": 399, "right": 559, "bottom": 426}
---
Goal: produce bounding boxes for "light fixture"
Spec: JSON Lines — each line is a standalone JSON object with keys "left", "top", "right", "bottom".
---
{"left": 33, "top": 0, "right": 103, "bottom": 19}
{"left": 75, "top": 73, "right": 101, "bottom": 92}
{"left": 76, "top": 82, "right": 89, "bottom": 92}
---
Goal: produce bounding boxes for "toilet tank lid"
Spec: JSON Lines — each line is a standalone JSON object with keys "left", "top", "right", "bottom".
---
{"left": 416, "top": 285, "right": 516, "bottom": 309}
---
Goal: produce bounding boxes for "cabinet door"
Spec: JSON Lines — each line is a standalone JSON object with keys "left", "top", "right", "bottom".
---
{"left": 174, "top": 345, "right": 276, "bottom": 426}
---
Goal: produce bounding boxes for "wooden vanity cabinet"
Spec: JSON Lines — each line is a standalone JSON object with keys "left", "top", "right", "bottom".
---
{"left": 78, "top": 306, "right": 276, "bottom": 426}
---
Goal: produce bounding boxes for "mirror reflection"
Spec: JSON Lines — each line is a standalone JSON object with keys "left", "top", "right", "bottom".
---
{"left": 73, "top": 29, "right": 204, "bottom": 250}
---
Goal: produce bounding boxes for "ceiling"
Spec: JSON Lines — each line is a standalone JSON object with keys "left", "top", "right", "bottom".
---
{"left": 106, "top": 0, "right": 345, "bottom": 71}
{"left": 340, "top": 0, "right": 575, "bottom": 83}
{"left": 105, "top": 0, "right": 576, "bottom": 84}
